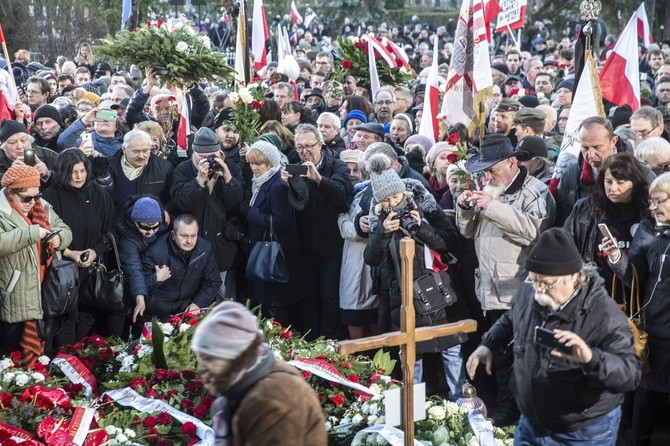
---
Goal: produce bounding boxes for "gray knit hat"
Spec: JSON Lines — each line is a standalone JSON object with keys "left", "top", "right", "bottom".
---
{"left": 191, "top": 301, "right": 261, "bottom": 360}
{"left": 249, "top": 140, "right": 282, "bottom": 167}
{"left": 368, "top": 153, "right": 406, "bottom": 202}
{"left": 192, "top": 127, "right": 221, "bottom": 153}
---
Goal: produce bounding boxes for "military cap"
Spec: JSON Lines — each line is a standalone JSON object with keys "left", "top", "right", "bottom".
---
{"left": 496, "top": 98, "right": 522, "bottom": 113}
{"left": 515, "top": 107, "right": 546, "bottom": 124}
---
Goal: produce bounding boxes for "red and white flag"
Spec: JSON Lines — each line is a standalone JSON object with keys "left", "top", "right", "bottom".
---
{"left": 636, "top": 2, "right": 653, "bottom": 48}
{"left": 290, "top": 0, "right": 303, "bottom": 25}
{"left": 600, "top": 12, "right": 640, "bottom": 111}
{"left": 303, "top": 6, "right": 317, "bottom": 28}
{"left": 483, "top": 0, "right": 502, "bottom": 42}
{"left": 367, "top": 36, "right": 381, "bottom": 100}
{"left": 176, "top": 95, "right": 190, "bottom": 154}
{"left": 441, "top": 0, "right": 493, "bottom": 133}
{"left": 252, "top": 0, "right": 269, "bottom": 72}
{"left": 495, "top": 0, "right": 527, "bottom": 33}
{"left": 418, "top": 37, "right": 440, "bottom": 144}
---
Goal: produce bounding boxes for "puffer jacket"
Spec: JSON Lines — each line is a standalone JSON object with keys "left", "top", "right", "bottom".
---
{"left": 0, "top": 191, "right": 73, "bottom": 323}
{"left": 456, "top": 167, "right": 555, "bottom": 311}
{"left": 481, "top": 271, "right": 640, "bottom": 432}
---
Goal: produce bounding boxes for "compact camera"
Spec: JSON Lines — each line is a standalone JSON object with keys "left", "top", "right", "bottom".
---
{"left": 206, "top": 155, "right": 223, "bottom": 172}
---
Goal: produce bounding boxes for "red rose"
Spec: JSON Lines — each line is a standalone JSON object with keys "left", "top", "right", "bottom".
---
{"left": 280, "top": 330, "right": 292, "bottom": 339}
{"left": 167, "top": 370, "right": 180, "bottom": 380}
{"left": 251, "top": 100, "right": 263, "bottom": 110}
{"left": 143, "top": 415, "right": 157, "bottom": 428}
{"left": 302, "top": 371, "right": 311, "bottom": 380}
{"left": 446, "top": 153, "right": 459, "bottom": 164}
{"left": 165, "top": 389, "right": 178, "bottom": 399}
{"left": 156, "top": 412, "right": 172, "bottom": 425}
{"left": 182, "top": 421, "right": 198, "bottom": 436}
{"left": 145, "top": 388, "right": 159, "bottom": 398}
{"left": 97, "top": 348, "right": 113, "bottom": 361}
{"left": 340, "top": 362, "right": 351, "bottom": 369}
{"left": 446, "top": 132, "right": 460, "bottom": 145}
{"left": 342, "top": 60, "right": 352, "bottom": 69}
{"left": 354, "top": 41, "right": 364, "bottom": 49}
{"left": 156, "top": 18, "right": 164, "bottom": 28}
{"left": 184, "top": 380, "right": 203, "bottom": 392}
{"left": 181, "top": 398, "right": 195, "bottom": 410}
{"left": 182, "top": 370, "right": 197, "bottom": 380}
{"left": 201, "top": 396, "right": 214, "bottom": 409}
{"left": 71, "top": 342, "right": 85, "bottom": 352}
{"left": 193, "top": 404, "right": 209, "bottom": 418}
{"left": 370, "top": 373, "right": 381, "bottom": 383}
{"left": 10, "top": 351, "right": 21, "bottom": 361}
{"left": 129, "top": 378, "right": 147, "bottom": 390}
{"left": 348, "top": 374, "right": 359, "bottom": 383}
{"left": 157, "top": 440, "right": 171, "bottom": 446}
{"left": 188, "top": 319, "right": 198, "bottom": 326}
{"left": 317, "top": 394, "right": 323, "bottom": 403}
{"left": 145, "top": 428, "right": 159, "bottom": 441}
{"left": 331, "top": 394, "right": 345, "bottom": 406}
{"left": 89, "top": 335, "right": 107, "bottom": 348}
{"left": 31, "top": 361, "right": 46, "bottom": 373}
{"left": 272, "top": 320, "right": 282, "bottom": 327}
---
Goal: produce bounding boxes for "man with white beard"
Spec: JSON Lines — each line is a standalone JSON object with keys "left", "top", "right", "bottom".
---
{"left": 456, "top": 133, "right": 555, "bottom": 426}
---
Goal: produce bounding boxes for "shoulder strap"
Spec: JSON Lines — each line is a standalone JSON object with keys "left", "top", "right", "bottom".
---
{"left": 104, "top": 231, "right": 121, "bottom": 270}
{"left": 388, "top": 234, "right": 403, "bottom": 286}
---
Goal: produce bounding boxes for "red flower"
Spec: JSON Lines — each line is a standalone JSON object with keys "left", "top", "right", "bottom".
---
{"left": 62, "top": 383, "right": 84, "bottom": 397}
{"left": 156, "top": 412, "right": 172, "bottom": 425}
{"left": 193, "top": 404, "right": 209, "bottom": 418}
{"left": 143, "top": 415, "right": 157, "bottom": 428}
{"left": 145, "top": 428, "right": 159, "bottom": 442}
{"left": 188, "top": 319, "right": 198, "bottom": 326}
{"left": 446, "top": 153, "right": 459, "bottom": 164}
{"left": 187, "top": 440, "right": 200, "bottom": 446}
{"left": 182, "top": 421, "right": 198, "bottom": 436}
{"left": 165, "top": 389, "right": 179, "bottom": 399}
{"left": 97, "top": 348, "right": 113, "bottom": 361}
{"left": 251, "top": 100, "right": 263, "bottom": 110}
{"left": 156, "top": 18, "right": 164, "bottom": 28}
{"left": 354, "top": 41, "right": 364, "bottom": 49}
{"left": 280, "top": 330, "right": 292, "bottom": 339}
{"left": 370, "top": 373, "right": 381, "bottom": 382}
{"left": 89, "top": 335, "right": 107, "bottom": 348}
{"left": 10, "top": 351, "right": 21, "bottom": 361}
{"left": 0, "top": 391, "right": 13, "bottom": 408}
{"left": 201, "top": 396, "right": 214, "bottom": 409}
{"left": 348, "top": 374, "right": 359, "bottom": 383}
{"left": 131, "top": 344, "right": 142, "bottom": 355}
{"left": 182, "top": 370, "right": 197, "bottom": 380}
{"left": 129, "top": 378, "right": 147, "bottom": 390}
{"left": 331, "top": 394, "right": 345, "bottom": 406}
{"left": 272, "top": 320, "right": 283, "bottom": 327}
{"left": 31, "top": 361, "right": 47, "bottom": 373}
{"left": 71, "top": 342, "right": 85, "bottom": 352}
{"left": 181, "top": 398, "right": 195, "bottom": 410}
{"left": 446, "top": 132, "right": 460, "bottom": 145}
{"left": 340, "top": 362, "right": 351, "bottom": 369}
{"left": 184, "top": 380, "right": 203, "bottom": 392}
{"left": 342, "top": 60, "right": 352, "bottom": 69}
{"left": 157, "top": 439, "right": 171, "bottom": 446}
{"left": 302, "top": 371, "right": 311, "bottom": 380}
{"left": 317, "top": 394, "right": 323, "bottom": 403}
{"left": 145, "top": 388, "right": 159, "bottom": 398}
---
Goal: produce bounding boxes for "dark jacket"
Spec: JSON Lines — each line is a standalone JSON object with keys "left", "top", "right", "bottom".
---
{"left": 609, "top": 218, "right": 670, "bottom": 392}
{"left": 325, "top": 135, "right": 346, "bottom": 155}
{"left": 397, "top": 156, "right": 430, "bottom": 190}
{"left": 0, "top": 145, "right": 58, "bottom": 189}
{"left": 482, "top": 271, "right": 640, "bottom": 432}
{"left": 125, "top": 84, "right": 210, "bottom": 131}
{"left": 364, "top": 179, "right": 467, "bottom": 353}
{"left": 32, "top": 130, "right": 62, "bottom": 153}
{"left": 246, "top": 171, "right": 301, "bottom": 306}
{"left": 56, "top": 119, "right": 124, "bottom": 157}
{"left": 295, "top": 148, "right": 353, "bottom": 257}
{"left": 170, "top": 158, "right": 244, "bottom": 271}
{"left": 142, "top": 232, "right": 221, "bottom": 320}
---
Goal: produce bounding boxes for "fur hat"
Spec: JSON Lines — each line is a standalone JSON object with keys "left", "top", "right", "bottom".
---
{"left": 130, "top": 197, "right": 162, "bottom": 223}
{"left": 0, "top": 119, "right": 28, "bottom": 145}
{"left": 368, "top": 153, "right": 406, "bottom": 202}
{"left": 1, "top": 165, "right": 40, "bottom": 189}
{"left": 525, "top": 228, "right": 583, "bottom": 276}
{"left": 192, "top": 127, "right": 221, "bottom": 153}
{"left": 249, "top": 140, "right": 282, "bottom": 167}
{"left": 34, "top": 105, "right": 64, "bottom": 127}
{"left": 191, "top": 301, "right": 261, "bottom": 360}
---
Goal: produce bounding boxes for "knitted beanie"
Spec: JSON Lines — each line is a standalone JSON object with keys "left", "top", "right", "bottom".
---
{"left": 191, "top": 301, "right": 261, "bottom": 360}
{"left": 426, "top": 142, "right": 457, "bottom": 171}
{"left": 1, "top": 165, "right": 40, "bottom": 189}
{"left": 249, "top": 140, "right": 282, "bottom": 167}
{"left": 339, "top": 149, "right": 361, "bottom": 164}
{"left": 257, "top": 133, "right": 283, "bottom": 151}
{"left": 368, "top": 153, "right": 406, "bottom": 202}
{"left": 130, "top": 197, "right": 162, "bottom": 223}
{"left": 404, "top": 134, "right": 434, "bottom": 153}
{"left": 79, "top": 92, "right": 101, "bottom": 106}
{"left": 343, "top": 110, "right": 368, "bottom": 127}
{"left": 192, "top": 127, "right": 221, "bottom": 153}
{"left": 34, "top": 105, "right": 64, "bottom": 127}
{"left": 0, "top": 119, "right": 28, "bottom": 145}
{"left": 525, "top": 228, "right": 583, "bottom": 276}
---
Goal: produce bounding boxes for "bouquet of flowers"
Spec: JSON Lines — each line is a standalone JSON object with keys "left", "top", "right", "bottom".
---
{"left": 229, "top": 85, "right": 263, "bottom": 146}
{"left": 95, "top": 17, "right": 234, "bottom": 86}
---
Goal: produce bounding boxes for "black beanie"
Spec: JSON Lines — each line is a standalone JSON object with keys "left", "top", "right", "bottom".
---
{"left": 525, "top": 228, "right": 583, "bottom": 276}
{"left": 34, "top": 105, "right": 64, "bottom": 127}
{"left": 0, "top": 119, "right": 28, "bottom": 145}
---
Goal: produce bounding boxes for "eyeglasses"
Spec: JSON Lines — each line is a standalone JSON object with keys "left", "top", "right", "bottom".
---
{"left": 135, "top": 222, "right": 161, "bottom": 231}
{"left": 296, "top": 141, "right": 321, "bottom": 152}
{"left": 26, "top": 89, "right": 44, "bottom": 95}
{"left": 525, "top": 276, "right": 563, "bottom": 291}
{"left": 635, "top": 125, "right": 660, "bottom": 139}
{"left": 649, "top": 196, "right": 670, "bottom": 207}
{"left": 16, "top": 193, "right": 42, "bottom": 203}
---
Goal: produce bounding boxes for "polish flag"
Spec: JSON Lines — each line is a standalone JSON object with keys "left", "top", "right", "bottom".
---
{"left": 290, "top": 0, "right": 303, "bottom": 26}
{"left": 367, "top": 36, "right": 381, "bottom": 100}
{"left": 252, "top": 0, "right": 269, "bottom": 72}
{"left": 418, "top": 37, "right": 440, "bottom": 144}
{"left": 483, "top": 0, "right": 502, "bottom": 42}
{"left": 176, "top": 95, "right": 190, "bottom": 154}
{"left": 636, "top": 2, "right": 653, "bottom": 48}
{"left": 600, "top": 12, "right": 640, "bottom": 111}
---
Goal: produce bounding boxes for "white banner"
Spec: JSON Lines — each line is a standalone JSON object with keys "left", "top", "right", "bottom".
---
{"left": 468, "top": 412, "right": 496, "bottom": 446}
{"left": 288, "top": 359, "right": 377, "bottom": 395}
{"left": 352, "top": 425, "right": 424, "bottom": 446}
{"left": 50, "top": 354, "right": 96, "bottom": 399}
{"left": 103, "top": 387, "right": 214, "bottom": 445}
{"left": 71, "top": 407, "right": 96, "bottom": 446}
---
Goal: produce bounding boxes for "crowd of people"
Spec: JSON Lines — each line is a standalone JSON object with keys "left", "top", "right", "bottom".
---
{"left": 0, "top": 11, "right": 669, "bottom": 445}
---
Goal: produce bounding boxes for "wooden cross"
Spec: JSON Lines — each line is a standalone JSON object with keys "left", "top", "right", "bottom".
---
{"left": 337, "top": 237, "right": 477, "bottom": 446}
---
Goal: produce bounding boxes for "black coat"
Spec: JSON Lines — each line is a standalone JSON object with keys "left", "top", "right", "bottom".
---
{"left": 246, "top": 171, "right": 301, "bottom": 306}
{"left": 170, "top": 158, "right": 244, "bottom": 271}
{"left": 142, "top": 233, "right": 221, "bottom": 320}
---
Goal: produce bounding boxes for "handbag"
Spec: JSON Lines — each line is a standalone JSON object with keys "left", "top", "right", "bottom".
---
{"left": 80, "top": 232, "right": 130, "bottom": 314}
{"left": 612, "top": 265, "right": 650, "bottom": 374}
{"left": 41, "top": 258, "right": 79, "bottom": 318}
{"left": 246, "top": 217, "right": 289, "bottom": 283}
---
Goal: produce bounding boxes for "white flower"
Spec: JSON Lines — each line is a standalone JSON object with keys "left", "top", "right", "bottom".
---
{"left": 228, "top": 92, "right": 240, "bottom": 103}
{"left": 176, "top": 41, "right": 189, "bottom": 53}
{"left": 137, "top": 344, "right": 153, "bottom": 359}
{"left": 31, "top": 372, "right": 45, "bottom": 382}
{"left": 3, "top": 371, "right": 15, "bottom": 383}
{"left": 0, "top": 358, "right": 13, "bottom": 369}
{"left": 445, "top": 400, "right": 460, "bottom": 415}
{"left": 438, "top": 83, "right": 448, "bottom": 93}
{"left": 264, "top": 320, "right": 274, "bottom": 331}
{"left": 38, "top": 356, "right": 50, "bottom": 365}
{"left": 124, "top": 429, "right": 136, "bottom": 438}
{"left": 199, "top": 35, "right": 211, "bottom": 48}
{"left": 348, "top": 36, "right": 360, "bottom": 43}
{"left": 159, "top": 323, "right": 174, "bottom": 336}
{"left": 110, "top": 439, "right": 119, "bottom": 446}
{"left": 367, "top": 414, "right": 378, "bottom": 424}
{"left": 427, "top": 405, "right": 446, "bottom": 421}
{"left": 14, "top": 373, "right": 29, "bottom": 387}
{"left": 117, "top": 433, "right": 128, "bottom": 443}
{"left": 324, "top": 420, "right": 332, "bottom": 430}
{"left": 468, "top": 436, "right": 480, "bottom": 446}
{"left": 351, "top": 413, "right": 364, "bottom": 424}
{"left": 239, "top": 88, "right": 253, "bottom": 104}
{"left": 105, "top": 426, "right": 118, "bottom": 435}
{"left": 179, "top": 323, "right": 191, "bottom": 332}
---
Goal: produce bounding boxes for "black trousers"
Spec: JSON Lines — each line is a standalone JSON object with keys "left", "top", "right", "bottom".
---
{"left": 298, "top": 254, "right": 343, "bottom": 341}
{"left": 0, "top": 320, "right": 24, "bottom": 357}
{"left": 632, "top": 387, "right": 668, "bottom": 446}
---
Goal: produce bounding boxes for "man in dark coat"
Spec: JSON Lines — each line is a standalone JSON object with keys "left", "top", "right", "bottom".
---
{"left": 141, "top": 214, "right": 221, "bottom": 321}
{"left": 170, "top": 127, "right": 244, "bottom": 300}
{"left": 0, "top": 119, "right": 57, "bottom": 189}
{"left": 31, "top": 104, "right": 63, "bottom": 152}
{"left": 287, "top": 124, "right": 353, "bottom": 340}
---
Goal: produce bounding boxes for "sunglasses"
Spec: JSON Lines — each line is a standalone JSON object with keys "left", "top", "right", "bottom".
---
{"left": 17, "top": 193, "right": 42, "bottom": 203}
{"left": 135, "top": 222, "right": 160, "bottom": 231}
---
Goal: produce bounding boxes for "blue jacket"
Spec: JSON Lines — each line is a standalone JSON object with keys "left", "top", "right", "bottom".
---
{"left": 56, "top": 119, "right": 124, "bottom": 156}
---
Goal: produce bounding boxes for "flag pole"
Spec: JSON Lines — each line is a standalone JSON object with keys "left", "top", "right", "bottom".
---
{"left": 0, "top": 25, "right": 19, "bottom": 101}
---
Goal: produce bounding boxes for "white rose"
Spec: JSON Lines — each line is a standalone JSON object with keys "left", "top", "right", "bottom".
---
{"left": 446, "top": 401, "right": 460, "bottom": 415}
{"left": 38, "top": 356, "right": 50, "bottom": 365}
{"left": 176, "top": 41, "right": 189, "bottom": 53}
{"left": 14, "top": 373, "right": 29, "bottom": 387}
{"left": 0, "top": 358, "right": 13, "bottom": 369}
{"left": 159, "top": 323, "right": 174, "bottom": 336}
{"left": 367, "top": 414, "right": 378, "bottom": 424}
{"left": 428, "top": 405, "right": 446, "bottom": 421}
{"left": 228, "top": 92, "right": 240, "bottom": 103}
{"left": 239, "top": 90, "right": 253, "bottom": 104}
{"left": 352, "top": 413, "right": 364, "bottom": 424}
{"left": 468, "top": 436, "right": 480, "bottom": 446}
{"left": 117, "top": 433, "right": 128, "bottom": 443}
{"left": 179, "top": 323, "right": 190, "bottom": 332}
{"left": 348, "top": 36, "right": 359, "bottom": 43}
{"left": 124, "top": 429, "right": 136, "bottom": 438}
{"left": 105, "top": 426, "right": 118, "bottom": 435}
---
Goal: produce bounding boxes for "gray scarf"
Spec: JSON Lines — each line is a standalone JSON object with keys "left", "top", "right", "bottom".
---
{"left": 250, "top": 167, "right": 281, "bottom": 206}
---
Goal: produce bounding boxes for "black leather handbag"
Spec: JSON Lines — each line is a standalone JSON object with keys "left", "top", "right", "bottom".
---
{"left": 41, "top": 258, "right": 79, "bottom": 318}
{"left": 246, "top": 217, "right": 289, "bottom": 283}
{"left": 80, "top": 232, "right": 130, "bottom": 314}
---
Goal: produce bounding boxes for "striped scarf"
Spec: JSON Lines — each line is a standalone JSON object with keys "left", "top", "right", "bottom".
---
{"left": 7, "top": 191, "right": 51, "bottom": 367}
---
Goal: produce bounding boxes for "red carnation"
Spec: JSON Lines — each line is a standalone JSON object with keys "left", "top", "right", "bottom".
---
{"left": 143, "top": 415, "right": 157, "bottom": 428}
{"left": 348, "top": 374, "right": 359, "bottom": 383}
{"left": 280, "top": 330, "right": 292, "bottom": 339}
{"left": 145, "top": 388, "right": 159, "bottom": 398}
{"left": 10, "top": 351, "right": 21, "bottom": 361}
{"left": 156, "top": 412, "right": 172, "bottom": 425}
{"left": 354, "top": 41, "right": 364, "bottom": 49}
{"left": 331, "top": 394, "right": 345, "bottom": 406}
{"left": 193, "top": 404, "right": 209, "bottom": 418}
{"left": 181, "top": 398, "right": 195, "bottom": 410}
{"left": 342, "top": 60, "right": 352, "bottom": 69}
{"left": 182, "top": 370, "right": 197, "bottom": 380}
{"left": 129, "top": 378, "right": 147, "bottom": 390}
{"left": 446, "top": 153, "right": 459, "bottom": 164}
{"left": 182, "top": 421, "right": 198, "bottom": 436}
{"left": 446, "top": 132, "right": 460, "bottom": 145}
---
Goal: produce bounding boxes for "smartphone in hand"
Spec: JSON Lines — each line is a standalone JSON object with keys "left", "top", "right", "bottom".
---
{"left": 285, "top": 164, "right": 308, "bottom": 176}
{"left": 535, "top": 326, "right": 572, "bottom": 355}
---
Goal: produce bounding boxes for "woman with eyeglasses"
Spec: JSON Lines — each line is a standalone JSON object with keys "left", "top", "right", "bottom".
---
{"left": 603, "top": 172, "right": 670, "bottom": 446}
{"left": 0, "top": 165, "right": 72, "bottom": 365}
{"left": 115, "top": 194, "right": 167, "bottom": 337}
{"left": 563, "top": 152, "right": 650, "bottom": 303}
{"left": 42, "top": 149, "right": 116, "bottom": 346}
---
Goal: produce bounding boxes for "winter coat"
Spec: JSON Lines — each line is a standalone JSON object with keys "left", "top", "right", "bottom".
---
{"left": 364, "top": 179, "right": 467, "bottom": 353}
{"left": 246, "top": 171, "right": 301, "bottom": 306}
{"left": 397, "top": 156, "right": 430, "bottom": 190}
{"left": 56, "top": 119, "right": 124, "bottom": 156}
{"left": 456, "top": 167, "right": 555, "bottom": 311}
{"left": 142, "top": 233, "right": 221, "bottom": 320}
{"left": 0, "top": 145, "right": 58, "bottom": 189}
{"left": 170, "top": 158, "right": 244, "bottom": 271}
{"left": 125, "top": 85, "right": 210, "bottom": 131}
{"left": 482, "top": 271, "right": 640, "bottom": 432}
{"left": 325, "top": 135, "right": 346, "bottom": 155}
{"left": 0, "top": 191, "right": 73, "bottom": 323}
{"left": 609, "top": 218, "right": 670, "bottom": 392}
